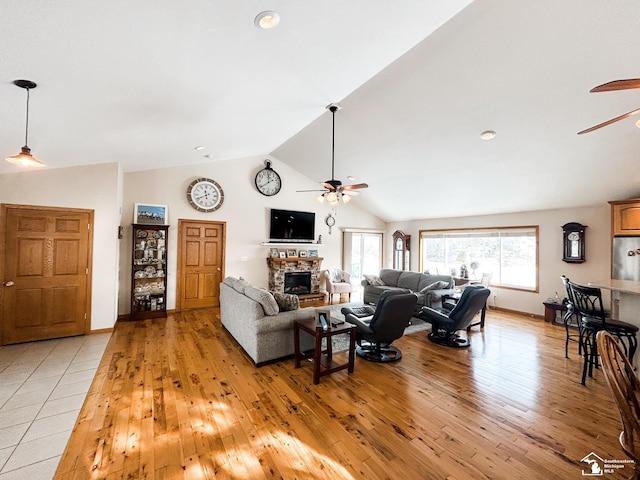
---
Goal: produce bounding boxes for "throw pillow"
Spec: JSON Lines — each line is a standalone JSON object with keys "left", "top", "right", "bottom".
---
{"left": 244, "top": 286, "right": 279, "bottom": 316}
{"left": 330, "top": 269, "right": 344, "bottom": 283}
{"left": 232, "top": 278, "right": 249, "bottom": 294}
{"left": 222, "top": 276, "right": 237, "bottom": 287}
{"left": 271, "top": 291, "right": 300, "bottom": 311}
{"left": 364, "top": 274, "right": 385, "bottom": 286}
{"left": 419, "top": 280, "right": 449, "bottom": 293}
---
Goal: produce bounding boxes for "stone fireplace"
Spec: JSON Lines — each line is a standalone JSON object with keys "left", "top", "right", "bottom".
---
{"left": 267, "top": 256, "right": 324, "bottom": 298}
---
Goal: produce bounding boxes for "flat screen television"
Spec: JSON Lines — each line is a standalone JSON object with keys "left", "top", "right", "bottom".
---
{"left": 269, "top": 209, "right": 315, "bottom": 243}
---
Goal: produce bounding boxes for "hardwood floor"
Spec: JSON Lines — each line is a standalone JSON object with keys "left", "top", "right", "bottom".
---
{"left": 55, "top": 306, "right": 630, "bottom": 479}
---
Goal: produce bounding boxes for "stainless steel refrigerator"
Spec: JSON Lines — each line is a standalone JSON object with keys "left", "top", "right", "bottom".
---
{"left": 612, "top": 236, "right": 640, "bottom": 281}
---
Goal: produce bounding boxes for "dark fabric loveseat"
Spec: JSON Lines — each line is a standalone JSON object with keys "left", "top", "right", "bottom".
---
{"left": 361, "top": 269, "right": 457, "bottom": 310}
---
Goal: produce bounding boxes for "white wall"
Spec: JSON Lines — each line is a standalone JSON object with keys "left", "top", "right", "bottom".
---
{"left": 0, "top": 163, "right": 122, "bottom": 330}
{"left": 120, "top": 155, "right": 386, "bottom": 314}
{"left": 0, "top": 158, "right": 614, "bottom": 324}
{"left": 387, "top": 204, "right": 610, "bottom": 317}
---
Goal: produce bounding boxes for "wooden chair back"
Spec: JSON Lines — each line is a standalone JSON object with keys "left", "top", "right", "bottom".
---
{"left": 596, "top": 330, "right": 640, "bottom": 477}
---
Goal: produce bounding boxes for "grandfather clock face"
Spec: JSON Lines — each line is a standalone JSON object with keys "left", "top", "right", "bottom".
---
{"left": 562, "top": 223, "right": 586, "bottom": 263}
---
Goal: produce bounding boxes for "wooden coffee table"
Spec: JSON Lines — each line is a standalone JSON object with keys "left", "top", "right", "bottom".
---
{"left": 293, "top": 318, "right": 356, "bottom": 384}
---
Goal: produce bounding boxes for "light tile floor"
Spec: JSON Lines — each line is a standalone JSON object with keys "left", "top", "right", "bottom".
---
{"left": 0, "top": 333, "right": 111, "bottom": 479}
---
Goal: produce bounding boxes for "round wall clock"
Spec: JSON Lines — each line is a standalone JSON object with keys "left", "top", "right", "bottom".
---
{"left": 186, "top": 178, "right": 224, "bottom": 212}
{"left": 255, "top": 160, "right": 282, "bottom": 196}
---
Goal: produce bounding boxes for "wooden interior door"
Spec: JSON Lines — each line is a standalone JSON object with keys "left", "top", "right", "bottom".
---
{"left": 177, "top": 220, "right": 225, "bottom": 310}
{"left": 1, "top": 205, "right": 92, "bottom": 345}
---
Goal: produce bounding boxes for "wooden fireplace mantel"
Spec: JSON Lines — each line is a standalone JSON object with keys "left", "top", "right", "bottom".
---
{"left": 267, "top": 257, "right": 324, "bottom": 269}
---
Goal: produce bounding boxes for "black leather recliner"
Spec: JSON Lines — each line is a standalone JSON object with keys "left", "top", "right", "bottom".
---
{"left": 419, "top": 285, "right": 490, "bottom": 347}
{"left": 341, "top": 291, "right": 418, "bottom": 362}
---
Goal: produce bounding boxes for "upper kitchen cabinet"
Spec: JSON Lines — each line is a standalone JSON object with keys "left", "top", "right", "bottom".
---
{"left": 610, "top": 199, "right": 640, "bottom": 236}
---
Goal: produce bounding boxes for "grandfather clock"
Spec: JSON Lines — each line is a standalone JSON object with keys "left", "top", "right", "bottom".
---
{"left": 393, "top": 230, "right": 411, "bottom": 270}
{"left": 562, "top": 222, "right": 587, "bottom": 263}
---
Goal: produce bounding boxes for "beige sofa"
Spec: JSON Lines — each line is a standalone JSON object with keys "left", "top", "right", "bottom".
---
{"left": 219, "top": 277, "right": 315, "bottom": 366}
{"left": 362, "top": 269, "right": 457, "bottom": 310}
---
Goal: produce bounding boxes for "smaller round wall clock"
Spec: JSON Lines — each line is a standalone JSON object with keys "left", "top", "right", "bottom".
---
{"left": 255, "top": 160, "right": 282, "bottom": 196}
{"left": 186, "top": 177, "right": 224, "bottom": 212}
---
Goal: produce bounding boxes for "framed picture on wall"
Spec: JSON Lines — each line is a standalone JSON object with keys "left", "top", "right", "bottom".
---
{"left": 287, "top": 249, "right": 297, "bottom": 257}
{"left": 299, "top": 250, "right": 308, "bottom": 258}
{"left": 134, "top": 203, "right": 168, "bottom": 225}
{"left": 269, "top": 247, "right": 279, "bottom": 257}
{"left": 278, "top": 251, "right": 287, "bottom": 258}
{"left": 308, "top": 249, "right": 318, "bottom": 258}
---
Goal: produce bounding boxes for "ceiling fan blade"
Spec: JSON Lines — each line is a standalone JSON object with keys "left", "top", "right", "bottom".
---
{"left": 578, "top": 107, "right": 640, "bottom": 135}
{"left": 590, "top": 79, "right": 640, "bottom": 93}
{"left": 322, "top": 182, "right": 337, "bottom": 190}
{"left": 296, "top": 189, "right": 328, "bottom": 192}
{"left": 342, "top": 183, "right": 368, "bottom": 190}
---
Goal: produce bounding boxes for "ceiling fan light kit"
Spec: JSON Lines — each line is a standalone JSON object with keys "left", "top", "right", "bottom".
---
{"left": 5, "top": 79, "right": 45, "bottom": 168}
{"left": 299, "top": 103, "right": 368, "bottom": 206}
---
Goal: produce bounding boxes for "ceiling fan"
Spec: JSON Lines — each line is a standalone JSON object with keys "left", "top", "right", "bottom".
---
{"left": 578, "top": 78, "right": 640, "bottom": 135}
{"left": 297, "top": 103, "right": 368, "bottom": 205}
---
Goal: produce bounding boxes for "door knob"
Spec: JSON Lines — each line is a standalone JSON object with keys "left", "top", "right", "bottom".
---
{"left": 3, "top": 281, "right": 14, "bottom": 287}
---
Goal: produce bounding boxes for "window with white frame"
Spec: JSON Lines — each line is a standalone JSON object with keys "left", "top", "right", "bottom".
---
{"left": 419, "top": 226, "right": 539, "bottom": 291}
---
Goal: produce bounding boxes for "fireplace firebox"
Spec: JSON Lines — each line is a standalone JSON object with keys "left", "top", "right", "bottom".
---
{"left": 284, "top": 272, "right": 311, "bottom": 295}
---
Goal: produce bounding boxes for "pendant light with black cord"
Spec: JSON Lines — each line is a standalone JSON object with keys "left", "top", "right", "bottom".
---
{"left": 5, "top": 80, "right": 45, "bottom": 168}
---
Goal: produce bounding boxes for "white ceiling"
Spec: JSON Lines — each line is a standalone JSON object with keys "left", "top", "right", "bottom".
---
{"left": 3, "top": 1, "right": 640, "bottom": 222}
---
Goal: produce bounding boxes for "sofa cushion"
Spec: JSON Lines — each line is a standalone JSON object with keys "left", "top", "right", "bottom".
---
{"left": 271, "top": 291, "right": 300, "bottom": 312}
{"left": 397, "top": 271, "right": 422, "bottom": 291}
{"left": 365, "top": 285, "right": 407, "bottom": 297}
{"left": 244, "top": 285, "right": 279, "bottom": 316}
{"left": 419, "top": 280, "right": 450, "bottom": 293}
{"left": 379, "top": 269, "right": 402, "bottom": 286}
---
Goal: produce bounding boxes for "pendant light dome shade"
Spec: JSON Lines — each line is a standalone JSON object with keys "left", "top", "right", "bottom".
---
{"left": 5, "top": 80, "right": 45, "bottom": 168}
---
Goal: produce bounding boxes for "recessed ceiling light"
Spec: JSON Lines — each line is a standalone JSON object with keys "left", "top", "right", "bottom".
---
{"left": 480, "top": 130, "right": 496, "bottom": 140}
{"left": 254, "top": 11, "right": 279, "bottom": 29}
{"left": 636, "top": 119, "right": 640, "bottom": 128}
{"left": 194, "top": 146, "right": 205, "bottom": 151}
{"left": 204, "top": 154, "right": 212, "bottom": 159}
{"left": 347, "top": 176, "right": 355, "bottom": 181}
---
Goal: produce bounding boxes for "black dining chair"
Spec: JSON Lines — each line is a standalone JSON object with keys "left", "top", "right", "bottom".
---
{"left": 560, "top": 275, "right": 582, "bottom": 358}
{"left": 567, "top": 280, "right": 638, "bottom": 385}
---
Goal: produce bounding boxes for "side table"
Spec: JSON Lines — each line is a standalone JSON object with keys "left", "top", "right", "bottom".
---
{"left": 293, "top": 318, "right": 356, "bottom": 385}
{"left": 543, "top": 301, "right": 567, "bottom": 324}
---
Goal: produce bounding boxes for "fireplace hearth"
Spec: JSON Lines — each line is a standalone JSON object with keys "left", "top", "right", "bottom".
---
{"left": 284, "top": 272, "right": 311, "bottom": 295}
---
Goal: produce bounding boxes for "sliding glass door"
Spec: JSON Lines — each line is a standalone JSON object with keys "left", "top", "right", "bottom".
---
{"left": 343, "top": 231, "right": 383, "bottom": 298}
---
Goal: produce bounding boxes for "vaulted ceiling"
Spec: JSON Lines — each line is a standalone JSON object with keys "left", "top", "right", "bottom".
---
{"left": 3, "top": 1, "right": 640, "bottom": 221}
